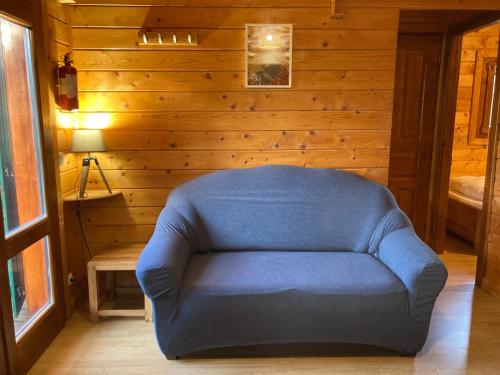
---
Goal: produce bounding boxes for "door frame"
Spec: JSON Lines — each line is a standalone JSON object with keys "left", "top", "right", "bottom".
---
{"left": 0, "top": 1, "right": 66, "bottom": 374}
{"left": 429, "top": 14, "right": 500, "bottom": 282}
{"left": 476, "top": 23, "right": 500, "bottom": 287}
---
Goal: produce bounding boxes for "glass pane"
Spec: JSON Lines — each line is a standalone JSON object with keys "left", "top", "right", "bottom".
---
{"left": 0, "top": 16, "right": 46, "bottom": 237}
{"left": 7, "top": 236, "right": 52, "bottom": 339}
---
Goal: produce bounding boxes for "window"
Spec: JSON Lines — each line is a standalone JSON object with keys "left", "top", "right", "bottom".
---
{"left": 0, "top": 14, "right": 52, "bottom": 340}
{"left": 7, "top": 237, "right": 52, "bottom": 337}
{"left": 469, "top": 50, "right": 498, "bottom": 145}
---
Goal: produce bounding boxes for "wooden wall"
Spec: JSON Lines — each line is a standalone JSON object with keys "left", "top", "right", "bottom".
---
{"left": 43, "top": 1, "right": 500, "bottom": 304}
{"left": 483, "top": 28, "right": 500, "bottom": 299}
{"left": 65, "top": 1, "right": 399, "bottom": 256}
{"left": 483, "top": 116, "right": 500, "bottom": 298}
{"left": 46, "top": 0, "right": 82, "bottom": 313}
{"left": 451, "top": 24, "right": 499, "bottom": 178}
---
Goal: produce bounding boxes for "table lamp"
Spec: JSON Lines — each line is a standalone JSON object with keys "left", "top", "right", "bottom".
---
{"left": 70, "top": 129, "right": 112, "bottom": 198}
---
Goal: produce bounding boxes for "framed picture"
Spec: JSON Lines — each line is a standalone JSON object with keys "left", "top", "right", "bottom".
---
{"left": 245, "top": 24, "right": 293, "bottom": 88}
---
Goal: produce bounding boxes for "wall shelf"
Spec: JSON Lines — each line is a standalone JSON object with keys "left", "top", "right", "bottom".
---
{"left": 63, "top": 190, "right": 122, "bottom": 203}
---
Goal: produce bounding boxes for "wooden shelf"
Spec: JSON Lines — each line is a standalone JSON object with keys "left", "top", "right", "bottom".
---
{"left": 63, "top": 190, "right": 122, "bottom": 203}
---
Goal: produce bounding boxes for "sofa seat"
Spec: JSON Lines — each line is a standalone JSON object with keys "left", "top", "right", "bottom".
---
{"left": 182, "top": 251, "right": 405, "bottom": 296}
{"left": 160, "top": 251, "right": 420, "bottom": 356}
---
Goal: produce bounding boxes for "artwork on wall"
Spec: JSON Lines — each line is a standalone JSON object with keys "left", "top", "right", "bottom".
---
{"left": 245, "top": 24, "right": 293, "bottom": 88}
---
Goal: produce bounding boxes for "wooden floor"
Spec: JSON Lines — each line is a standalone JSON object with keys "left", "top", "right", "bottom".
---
{"left": 30, "top": 234, "right": 500, "bottom": 374}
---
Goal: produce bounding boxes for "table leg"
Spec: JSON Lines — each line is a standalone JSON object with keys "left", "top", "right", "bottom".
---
{"left": 145, "top": 296, "right": 153, "bottom": 322}
{"left": 88, "top": 263, "right": 99, "bottom": 323}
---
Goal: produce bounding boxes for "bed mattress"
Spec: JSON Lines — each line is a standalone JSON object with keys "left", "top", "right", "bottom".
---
{"left": 448, "top": 175, "right": 485, "bottom": 210}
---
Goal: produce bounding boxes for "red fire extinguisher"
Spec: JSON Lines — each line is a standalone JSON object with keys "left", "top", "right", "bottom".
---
{"left": 57, "top": 53, "right": 79, "bottom": 112}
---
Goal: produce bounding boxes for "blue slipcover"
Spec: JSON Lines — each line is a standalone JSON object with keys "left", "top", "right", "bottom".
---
{"left": 136, "top": 165, "right": 447, "bottom": 357}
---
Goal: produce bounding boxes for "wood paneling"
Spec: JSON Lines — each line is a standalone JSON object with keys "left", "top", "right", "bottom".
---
{"left": 68, "top": 3, "right": 399, "bottom": 257}
{"left": 78, "top": 71, "right": 396, "bottom": 91}
{"left": 79, "top": 91, "right": 393, "bottom": 112}
{"left": 483, "top": 93, "right": 500, "bottom": 297}
{"left": 73, "top": 29, "right": 397, "bottom": 50}
{"left": 483, "top": 145, "right": 500, "bottom": 296}
{"left": 47, "top": 0, "right": 75, "bottom": 196}
{"left": 100, "top": 130, "right": 391, "bottom": 150}
{"left": 451, "top": 24, "right": 499, "bottom": 178}
{"left": 70, "top": 6, "right": 399, "bottom": 29}
{"left": 73, "top": 50, "right": 397, "bottom": 71}
{"left": 479, "top": 19, "right": 500, "bottom": 300}
{"left": 76, "top": 111, "right": 393, "bottom": 131}
{"left": 46, "top": 0, "right": 84, "bottom": 321}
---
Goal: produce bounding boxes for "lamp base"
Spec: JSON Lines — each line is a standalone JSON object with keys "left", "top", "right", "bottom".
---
{"left": 79, "top": 155, "right": 112, "bottom": 198}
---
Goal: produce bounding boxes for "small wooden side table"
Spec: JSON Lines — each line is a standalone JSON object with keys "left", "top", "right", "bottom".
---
{"left": 87, "top": 244, "right": 152, "bottom": 323}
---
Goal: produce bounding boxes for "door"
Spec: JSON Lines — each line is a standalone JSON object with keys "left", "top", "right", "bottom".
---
{"left": 388, "top": 34, "right": 442, "bottom": 243}
{"left": 0, "top": 4, "right": 65, "bottom": 374}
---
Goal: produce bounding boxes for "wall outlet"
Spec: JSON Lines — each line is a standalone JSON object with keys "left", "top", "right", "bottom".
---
{"left": 68, "top": 272, "right": 75, "bottom": 286}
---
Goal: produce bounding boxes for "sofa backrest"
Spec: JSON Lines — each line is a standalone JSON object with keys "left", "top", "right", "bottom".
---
{"left": 165, "top": 165, "right": 408, "bottom": 253}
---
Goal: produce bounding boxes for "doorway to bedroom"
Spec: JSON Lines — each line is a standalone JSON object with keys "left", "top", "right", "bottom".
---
{"left": 447, "top": 23, "right": 499, "bottom": 260}
{"left": 388, "top": 11, "right": 500, "bottom": 286}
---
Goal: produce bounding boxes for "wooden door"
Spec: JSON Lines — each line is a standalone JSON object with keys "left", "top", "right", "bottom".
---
{"left": 0, "top": 308, "right": 9, "bottom": 374}
{"left": 388, "top": 34, "right": 442, "bottom": 243}
{"left": 0, "top": 2, "right": 66, "bottom": 374}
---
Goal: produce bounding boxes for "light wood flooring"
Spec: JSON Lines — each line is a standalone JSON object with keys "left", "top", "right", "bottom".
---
{"left": 30, "top": 234, "right": 500, "bottom": 374}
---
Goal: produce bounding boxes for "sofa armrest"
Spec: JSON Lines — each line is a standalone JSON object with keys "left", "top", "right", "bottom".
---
{"left": 136, "top": 207, "right": 193, "bottom": 300}
{"left": 377, "top": 227, "right": 448, "bottom": 321}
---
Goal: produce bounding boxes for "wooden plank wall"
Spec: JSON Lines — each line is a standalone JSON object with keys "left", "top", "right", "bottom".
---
{"left": 483, "top": 143, "right": 500, "bottom": 298}
{"left": 46, "top": 0, "right": 83, "bottom": 313}
{"left": 47, "top": 0, "right": 77, "bottom": 195}
{"left": 67, "top": 1, "right": 399, "bottom": 254}
{"left": 483, "top": 25, "right": 500, "bottom": 298}
{"left": 451, "top": 24, "right": 499, "bottom": 178}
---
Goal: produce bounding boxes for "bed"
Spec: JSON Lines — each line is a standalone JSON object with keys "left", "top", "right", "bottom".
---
{"left": 447, "top": 176, "right": 485, "bottom": 250}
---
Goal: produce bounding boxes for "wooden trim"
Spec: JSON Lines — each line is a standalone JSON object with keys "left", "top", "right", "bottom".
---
{"left": 36, "top": 0, "right": 67, "bottom": 327}
{"left": 448, "top": 12, "right": 500, "bottom": 34}
{"left": 16, "top": 304, "right": 64, "bottom": 374}
{"left": 0, "top": 326, "right": 8, "bottom": 375}
{"left": 0, "top": 192, "right": 19, "bottom": 375}
{"left": 476, "top": 29, "right": 500, "bottom": 287}
{"left": 429, "top": 34, "right": 463, "bottom": 253}
{"left": 3, "top": 220, "right": 51, "bottom": 261}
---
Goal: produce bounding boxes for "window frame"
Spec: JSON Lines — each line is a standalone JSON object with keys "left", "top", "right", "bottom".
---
{"left": 0, "top": 3, "right": 66, "bottom": 374}
{"left": 468, "top": 49, "right": 498, "bottom": 146}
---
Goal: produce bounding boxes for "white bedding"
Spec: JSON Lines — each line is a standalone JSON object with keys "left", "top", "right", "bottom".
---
{"left": 448, "top": 175, "right": 485, "bottom": 209}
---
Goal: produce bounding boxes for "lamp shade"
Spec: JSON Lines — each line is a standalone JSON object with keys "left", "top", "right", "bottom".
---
{"left": 70, "top": 129, "right": 106, "bottom": 153}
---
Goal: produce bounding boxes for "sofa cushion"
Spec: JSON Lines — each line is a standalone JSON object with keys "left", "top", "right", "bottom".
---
{"left": 167, "top": 165, "right": 401, "bottom": 253}
{"left": 164, "top": 251, "right": 412, "bottom": 355}
{"left": 182, "top": 251, "right": 405, "bottom": 296}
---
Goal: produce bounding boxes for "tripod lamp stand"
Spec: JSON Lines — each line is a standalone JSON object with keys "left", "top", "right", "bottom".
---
{"left": 70, "top": 129, "right": 112, "bottom": 198}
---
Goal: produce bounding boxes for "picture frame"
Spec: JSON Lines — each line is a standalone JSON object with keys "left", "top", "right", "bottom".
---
{"left": 245, "top": 24, "right": 293, "bottom": 88}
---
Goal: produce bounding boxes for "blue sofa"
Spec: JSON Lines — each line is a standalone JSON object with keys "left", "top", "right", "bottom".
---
{"left": 136, "top": 165, "right": 447, "bottom": 358}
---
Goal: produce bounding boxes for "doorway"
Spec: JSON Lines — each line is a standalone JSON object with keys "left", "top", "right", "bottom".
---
{"left": 389, "top": 11, "right": 500, "bottom": 285}
{"left": 446, "top": 23, "right": 499, "bottom": 259}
